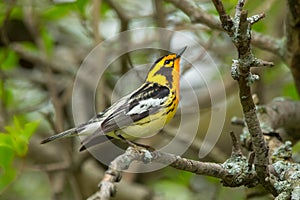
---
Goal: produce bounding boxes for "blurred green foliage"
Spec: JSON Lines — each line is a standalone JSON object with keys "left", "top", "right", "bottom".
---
{"left": 0, "top": 46, "right": 40, "bottom": 192}
{"left": 0, "top": 0, "right": 298, "bottom": 199}
{"left": 282, "top": 83, "right": 299, "bottom": 100}
{"left": 0, "top": 3, "right": 40, "bottom": 192}
{"left": 0, "top": 49, "right": 18, "bottom": 70}
{"left": 0, "top": 117, "right": 39, "bottom": 192}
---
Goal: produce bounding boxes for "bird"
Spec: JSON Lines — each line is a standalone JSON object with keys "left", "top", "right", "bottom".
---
{"left": 41, "top": 47, "right": 187, "bottom": 151}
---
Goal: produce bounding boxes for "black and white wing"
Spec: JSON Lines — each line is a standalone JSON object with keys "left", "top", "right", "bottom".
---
{"left": 80, "top": 83, "right": 170, "bottom": 150}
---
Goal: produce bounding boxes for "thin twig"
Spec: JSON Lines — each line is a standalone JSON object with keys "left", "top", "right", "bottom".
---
{"left": 10, "top": 43, "right": 74, "bottom": 76}
{"left": 248, "top": 152, "right": 255, "bottom": 171}
{"left": 230, "top": 131, "right": 243, "bottom": 156}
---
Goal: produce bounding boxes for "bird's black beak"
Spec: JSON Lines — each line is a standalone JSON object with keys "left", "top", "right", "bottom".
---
{"left": 175, "top": 46, "right": 187, "bottom": 59}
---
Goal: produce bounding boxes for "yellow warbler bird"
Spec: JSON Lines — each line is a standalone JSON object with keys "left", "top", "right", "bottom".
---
{"left": 41, "top": 47, "right": 186, "bottom": 151}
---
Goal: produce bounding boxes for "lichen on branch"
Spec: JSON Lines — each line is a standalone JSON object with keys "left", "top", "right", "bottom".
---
{"left": 212, "top": 0, "right": 277, "bottom": 196}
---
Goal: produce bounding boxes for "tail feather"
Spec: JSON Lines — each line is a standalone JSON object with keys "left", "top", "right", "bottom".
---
{"left": 79, "top": 135, "right": 113, "bottom": 151}
{"left": 41, "top": 122, "right": 113, "bottom": 151}
{"left": 41, "top": 128, "right": 78, "bottom": 144}
{"left": 79, "top": 129, "right": 113, "bottom": 151}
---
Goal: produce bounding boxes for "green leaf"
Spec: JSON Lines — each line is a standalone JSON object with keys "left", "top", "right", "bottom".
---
{"left": 0, "top": 165, "right": 16, "bottom": 191}
{"left": 0, "top": 81, "right": 14, "bottom": 108}
{"left": 0, "top": 146, "right": 16, "bottom": 191}
{"left": 23, "top": 121, "right": 40, "bottom": 140}
{"left": 0, "top": 134, "right": 14, "bottom": 150}
{"left": 0, "top": 117, "right": 38, "bottom": 191}
{"left": 0, "top": 146, "right": 15, "bottom": 169}
{"left": 5, "top": 117, "right": 39, "bottom": 157}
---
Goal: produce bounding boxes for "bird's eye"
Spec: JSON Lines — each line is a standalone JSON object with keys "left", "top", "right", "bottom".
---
{"left": 164, "top": 60, "right": 171, "bottom": 65}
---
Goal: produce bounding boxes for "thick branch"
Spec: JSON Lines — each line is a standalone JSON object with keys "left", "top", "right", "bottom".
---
{"left": 156, "top": 151, "right": 225, "bottom": 178}
{"left": 212, "top": 0, "right": 277, "bottom": 196}
{"left": 89, "top": 147, "right": 258, "bottom": 199}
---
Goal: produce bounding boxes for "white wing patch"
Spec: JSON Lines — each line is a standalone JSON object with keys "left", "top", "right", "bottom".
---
{"left": 127, "top": 97, "right": 167, "bottom": 115}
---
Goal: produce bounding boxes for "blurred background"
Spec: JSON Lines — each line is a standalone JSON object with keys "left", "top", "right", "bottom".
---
{"left": 0, "top": 0, "right": 298, "bottom": 199}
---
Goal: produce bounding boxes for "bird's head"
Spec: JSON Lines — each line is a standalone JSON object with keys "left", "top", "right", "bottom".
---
{"left": 146, "top": 47, "right": 187, "bottom": 88}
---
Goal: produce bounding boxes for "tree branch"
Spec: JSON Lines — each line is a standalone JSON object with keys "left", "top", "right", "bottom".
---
{"left": 89, "top": 96, "right": 300, "bottom": 199}
{"left": 211, "top": 0, "right": 277, "bottom": 196}
{"left": 240, "top": 98, "right": 300, "bottom": 154}
{"left": 89, "top": 145, "right": 259, "bottom": 200}
{"left": 257, "top": 99, "right": 300, "bottom": 142}
{"left": 9, "top": 43, "right": 74, "bottom": 76}
{"left": 165, "top": 0, "right": 282, "bottom": 56}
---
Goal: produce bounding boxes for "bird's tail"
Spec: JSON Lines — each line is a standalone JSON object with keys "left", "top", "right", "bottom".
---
{"left": 40, "top": 128, "right": 78, "bottom": 144}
